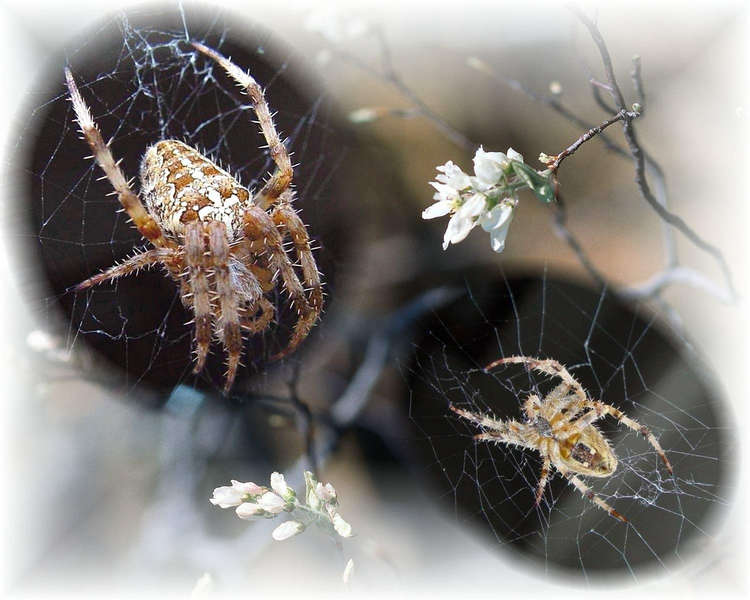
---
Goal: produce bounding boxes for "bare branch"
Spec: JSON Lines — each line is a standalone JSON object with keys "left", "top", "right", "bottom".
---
{"left": 631, "top": 54, "right": 646, "bottom": 115}
{"left": 546, "top": 108, "right": 640, "bottom": 172}
{"left": 570, "top": 6, "right": 737, "bottom": 302}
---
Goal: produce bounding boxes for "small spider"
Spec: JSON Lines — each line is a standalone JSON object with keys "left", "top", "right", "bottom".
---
{"left": 65, "top": 42, "right": 323, "bottom": 392}
{"left": 450, "top": 355, "right": 673, "bottom": 522}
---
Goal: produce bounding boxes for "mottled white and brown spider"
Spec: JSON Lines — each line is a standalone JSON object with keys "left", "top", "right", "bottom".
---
{"left": 450, "top": 355, "right": 673, "bottom": 522}
{"left": 65, "top": 42, "right": 323, "bottom": 392}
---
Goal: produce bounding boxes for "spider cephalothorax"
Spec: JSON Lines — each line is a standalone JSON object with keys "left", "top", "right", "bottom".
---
{"left": 450, "top": 355, "right": 673, "bottom": 522}
{"left": 65, "top": 42, "right": 323, "bottom": 391}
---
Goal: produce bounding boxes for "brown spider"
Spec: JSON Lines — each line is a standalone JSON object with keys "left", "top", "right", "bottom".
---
{"left": 450, "top": 355, "right": 673, "bottom": 522}
{"left": 65, "top": 42, "right": 323, "bottom": 392}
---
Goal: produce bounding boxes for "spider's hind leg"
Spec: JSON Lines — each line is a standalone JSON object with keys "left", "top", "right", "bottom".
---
{"left": 208, "top": 222, "right": 244, "bottom": 392}
{"left": 562, "top": 470, "right": 628, "bottom": 523}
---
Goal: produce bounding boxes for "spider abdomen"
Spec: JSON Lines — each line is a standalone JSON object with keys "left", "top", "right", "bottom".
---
{"left": 140, "top": 140, "right": 251, "bottom": 241}
{"left": 558, "top": 428, "right": 617, "bottom": 477}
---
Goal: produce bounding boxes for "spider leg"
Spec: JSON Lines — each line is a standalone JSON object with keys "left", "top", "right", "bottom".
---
{"left": 239, "top": 297, "right": 275, "bottom": 334}
{"left": 272, "top": 194, "right": 324, "bottom": 314}
{"left": 242, "top": 205, "right": 316, "bottom": 359}
{"left": 569, "top": 401, "right": 673, "bottom": 474}
{"left": 74, "top": 248, "right": 177, "bottom": 291}
{"left": 64, "top": 69, "right": 173, "bottom": 249}
{"left": 535, "top": 451, "right": 552, "bottom": 506}
{"left": 207, "top": 222, "right": 244, "bottom": 392}
{"left": 192, "top": 43, "right": 292, "bottom": 210}
{"left": 486, "top": 356, "right": 587, "bottom": 401}
{"left": 449, "top": 404, "right": 528, "bottom": 447}
{"left": 185, "top": 222, "right": 212, "bottom": 375}
{"left": 560, "top": 468, "right": 628, "bottom": 523}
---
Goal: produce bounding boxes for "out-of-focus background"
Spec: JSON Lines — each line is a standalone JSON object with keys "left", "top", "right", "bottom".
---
{"left": 0, "top": 0, "right": 747, "bottom": 597}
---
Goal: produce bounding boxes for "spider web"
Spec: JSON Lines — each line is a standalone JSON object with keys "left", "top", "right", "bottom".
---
{"left": 21, "top": 5, "right": 348, "bottom": 398}
{"left": 406, "top": 271, "right": 735, "bottom": 582}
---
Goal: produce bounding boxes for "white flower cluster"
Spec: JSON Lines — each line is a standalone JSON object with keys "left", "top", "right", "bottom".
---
{"left": 423, "top": 147, "right": 553, "bottom": 252}
{"left": 210, "top": 471, "right": 353, "bottom": 542}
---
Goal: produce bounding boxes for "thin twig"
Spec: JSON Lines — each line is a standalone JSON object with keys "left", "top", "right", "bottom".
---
{"left": 547, "top": 108, "right": 640, "bottom": 172}
{"left": 630, "top": 55, "right": 646, "bottom": 115}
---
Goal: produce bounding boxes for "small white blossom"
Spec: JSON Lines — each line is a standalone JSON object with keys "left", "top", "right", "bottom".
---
{"left": 472, "top": 147, "right": 508, "bottom": 189}
{"left": 235, "top": 502, "right": 264, "bottom": 520}
{"left": 424, "top": 146, "right": 534, "bottom": 253}
{"left": 442, "top": 193, "right": 487, "bottom": 250}
{"left": 315, "top": 481, "right": 337, "bottom": 502}
{"left": 210, "top": 480, "right": 264, "bottom": 508}
{"left": 211, "top": 471, "right": 354, "bottom": 546}
{"left": 270, "top": 472, "right": 292, "bottom": 499}
{"left": 272, "top": 520, "right": 305, "bottom": 541}
{"left": 342, "top": 558, "right": 355, "bottom": 584}
{"left": 480, "top": 201, "right": 516, "bottom": 253}
{"left": 257, "top": 491, "right": 287, "bottom": 514}
{"left": 507, "top": 148, "right": 524, "bottom": 163}
{"left": 332, "top": 513, "right": 353, "bottom": 538}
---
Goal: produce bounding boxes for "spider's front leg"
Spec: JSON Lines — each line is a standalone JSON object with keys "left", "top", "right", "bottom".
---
{"left": 65, "top": 69, "right": 172, "bottom": 250}
{"left": 192, "top": 42, "right": 292, "bottom": 210}
{"left": 242, "top": 205, "right": 318, "bottom": 359}
{"left": 486, "top": 356, "right": 587, "bottom": 401}
{"left": 570, "top": 401, "right": 673, "bottom": 474}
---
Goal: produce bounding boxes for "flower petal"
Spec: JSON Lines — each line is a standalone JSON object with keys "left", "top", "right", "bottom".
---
{"left": 436, "top": 160, "right": 471, "bottom": 190}
{"left": 257, "top": 491, "right": 286, "bottom": 514}
{"left": 507, "top": 147, "right": 524, "bottom": 163}
{"left": 270, "top": 472, "right": 289, "bottom": 497}
{"left": 210, "top": 485, "right": 244, "bottom": 508}
{"left": 442, "top": 213, "right": 475, "bottom": 249}
{"left": 456, "top": 193, "right": 486, "bottom": 219}
{"left": 473, "top": 146, "right": 507, "bottom": 185}
{"left": 422, "top": 200, "right": 453, "bottom": 219}
{"left": 488, "top": 212, "right": 514, "bottom": 253}
{"left": 480, "top": 203, "right": 513, "bottom": 232}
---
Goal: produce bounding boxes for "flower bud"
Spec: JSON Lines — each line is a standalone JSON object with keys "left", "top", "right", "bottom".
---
{"left": 272, "top": 520, "right": 305, "bottom": 541}
{"left": 235, "top": 502, "right": 264, "bottom": 520}
{"left": 257, "top": 491, "right": 286, "bottom": 514}
{"left": 342, "top": 559, "right": 355, "bottom": 584}
{"left": 332, "top": 513, "right": 353, "bottom": 538}
{"left": 315, "top": 481, "right": 338, "bottom": 503}
{"left": 270, "top": 472, "right": 295, "bottom": 501}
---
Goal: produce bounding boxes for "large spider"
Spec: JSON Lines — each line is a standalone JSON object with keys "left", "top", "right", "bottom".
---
{"left": 65, "top": 42, "right": 323, "bottom": 392}
{"left": 450, "top": 355, "right": 673, "bottom": 522}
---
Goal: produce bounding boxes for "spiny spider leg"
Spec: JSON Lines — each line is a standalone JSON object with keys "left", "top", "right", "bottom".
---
{"left": 64, "top": 69, "right": 173, "bottom": 250}
{"left": 570, "top": 401, "right": 673, "bottom": 473}
{"left": 207, "top": 221, "right": 243, "bottom": 392}
{"left": 192, "top": 42, "right": 292, "bottom": 210}
{"left": 185, "top": 222, "right": 212, "bottom": 374}
{"left": 74, "top": 248, "right": 178, "bottom": 291}
{"left": 562, "top": 469, "right": 628, "bottom": 523}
